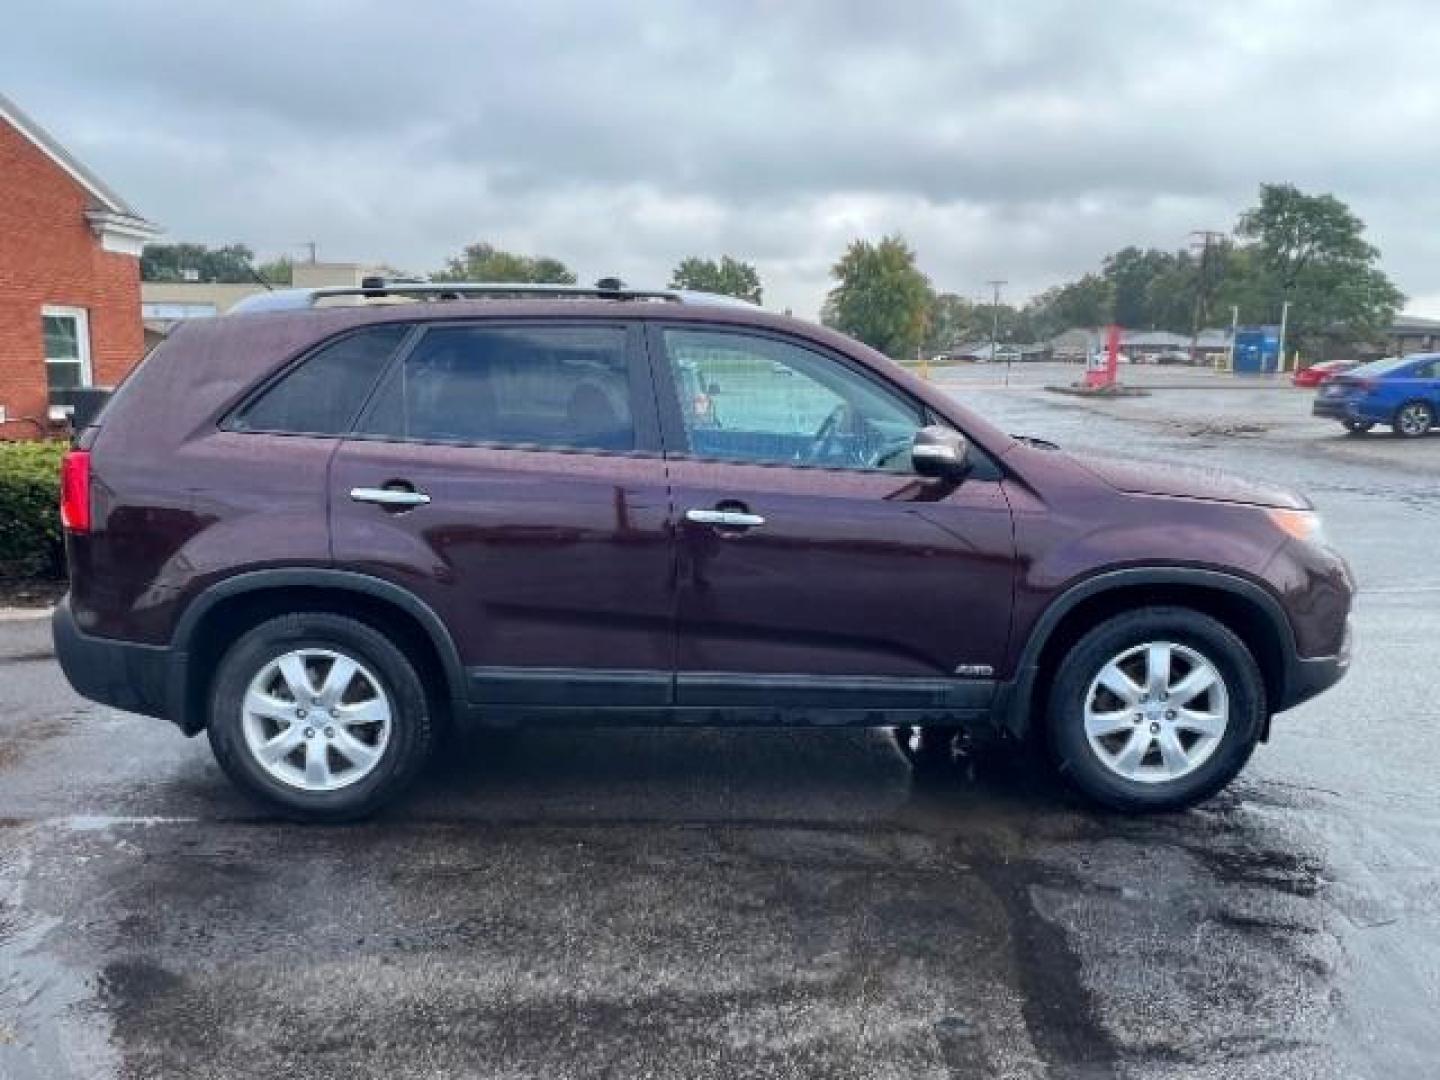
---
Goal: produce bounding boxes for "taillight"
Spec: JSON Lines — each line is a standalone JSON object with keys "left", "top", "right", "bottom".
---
{"left": 59, "top": 450, "right": 91, "bottom": 533}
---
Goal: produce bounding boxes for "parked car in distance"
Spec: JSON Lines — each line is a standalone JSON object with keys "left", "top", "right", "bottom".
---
{"left": 54, "top": 281, "right": 1354, "bottom": 821}
{"left": 1312, "top": 353, "right": 1440, "bottom": 436}
{"left": 1292, "top": 359, "right": 1357, "bottom": 388}
{"left": 1153, "top": 349, "right": 1192, "bottom": 366}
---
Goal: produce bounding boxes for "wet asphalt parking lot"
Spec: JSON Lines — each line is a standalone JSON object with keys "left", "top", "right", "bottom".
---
{"left": 2, "top": 365, "right": 1438, "bottom": 1079}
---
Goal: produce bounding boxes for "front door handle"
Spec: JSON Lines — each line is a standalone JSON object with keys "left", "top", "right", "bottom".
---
{"left": 685, "top": 508, "right": 765, "bottom": 529}
{"left": 350, "top": 486, "right": 431, "bottom": 508}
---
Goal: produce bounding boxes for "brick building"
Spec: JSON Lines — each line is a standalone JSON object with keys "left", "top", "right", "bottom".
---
{"left": 0, "top": 92, "right": 159, "bottom": 437}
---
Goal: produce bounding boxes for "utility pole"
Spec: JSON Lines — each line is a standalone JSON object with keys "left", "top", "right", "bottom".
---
{"left": 1189, "top": 230, "right": 1225, "bottom": 364}
{"left": 1226, "top": 305, "right": 1239, "bottom": 373}
{"left": 1276, "top": 299, "right": 1291, "bottom": 374}
{"left": 301, "top": 241, "right": 318, "bottom": 264}
{"left": 986, "top": 279, "right": 1007, "bottom": 384}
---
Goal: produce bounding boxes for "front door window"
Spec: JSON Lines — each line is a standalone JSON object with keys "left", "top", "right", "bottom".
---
{"left": 661, "top": 328, "right": 924, "bottom": 472}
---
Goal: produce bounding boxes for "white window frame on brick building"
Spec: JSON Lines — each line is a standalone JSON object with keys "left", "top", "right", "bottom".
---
{"left": 42, "top": 304, "right": 93, "bottom": 400}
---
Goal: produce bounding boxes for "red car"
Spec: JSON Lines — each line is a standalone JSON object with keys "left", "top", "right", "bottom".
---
{"left": 1293, "top": 360, "right": 1357, "bottom": 388}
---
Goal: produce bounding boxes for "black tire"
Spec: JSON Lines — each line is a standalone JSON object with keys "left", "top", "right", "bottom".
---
{"left": 1342, "top": 419, "right": 1374, "bottom": 435}
{"left": 207, "top": 612, "right": 434, "bottom": 822}
{"left": 1046, "top": 607, "right": 1264, "bottom": 812}
{"left": 1392, "top": 400, "right": 1434, "bottom": 438}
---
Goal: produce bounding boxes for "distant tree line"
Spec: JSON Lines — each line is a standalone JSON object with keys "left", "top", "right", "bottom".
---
{"left": 140, "top": 183, "right": 1401, "bottom": 362}
{"left": 854, "top": 183, "right": 1403, "bottom": 361}
{"left": 141, "top": 242, "right": 296, "bottom": 287}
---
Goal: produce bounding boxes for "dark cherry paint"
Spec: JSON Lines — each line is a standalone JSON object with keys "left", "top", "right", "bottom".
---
{"left": 56, "top": 298, "right": 1353, "bottom": 737}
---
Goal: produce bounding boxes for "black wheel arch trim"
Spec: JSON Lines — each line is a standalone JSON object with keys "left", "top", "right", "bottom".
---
{"left": 66, "top": 564, "right": 1330, "bottom": 739}
{"left": 171, "top": 568, "right": 470, "bottom": 727}
{"left": 993, "top": 565, "right": 1308, "bottom": 737}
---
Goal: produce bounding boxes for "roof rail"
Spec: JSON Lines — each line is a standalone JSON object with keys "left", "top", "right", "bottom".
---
{"left": 227, "top": 278, "right": 758, "bottom": 315}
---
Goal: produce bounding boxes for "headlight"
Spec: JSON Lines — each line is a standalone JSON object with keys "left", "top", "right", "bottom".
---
{"left": 1266, "top": 508, "right": 1328, "bottom": 547}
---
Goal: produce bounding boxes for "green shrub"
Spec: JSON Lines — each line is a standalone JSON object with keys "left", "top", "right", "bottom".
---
{"left": 0, "top": 441, "right": 68, "bottom": 578}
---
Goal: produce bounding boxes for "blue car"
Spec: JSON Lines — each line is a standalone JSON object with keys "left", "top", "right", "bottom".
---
{"left": 1312, "top": 353, "right": 1440, "bottom": 437}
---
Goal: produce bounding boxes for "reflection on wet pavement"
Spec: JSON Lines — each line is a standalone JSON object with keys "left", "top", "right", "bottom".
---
{"left": 0, "top": 723, "right": 1378, "bottom": 1079}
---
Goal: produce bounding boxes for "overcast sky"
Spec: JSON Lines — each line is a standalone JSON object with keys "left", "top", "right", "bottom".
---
{"left": 6, "top": 0, "right": 1439, "bottom": 318}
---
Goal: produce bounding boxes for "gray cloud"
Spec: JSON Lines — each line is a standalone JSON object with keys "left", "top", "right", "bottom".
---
{"left": 5, "top": 0, "right": 1439, "bottom": 316}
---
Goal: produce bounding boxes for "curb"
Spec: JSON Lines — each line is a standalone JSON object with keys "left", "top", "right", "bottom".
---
{"left": 0, "top": 606, "right": 54, "bottom": 622}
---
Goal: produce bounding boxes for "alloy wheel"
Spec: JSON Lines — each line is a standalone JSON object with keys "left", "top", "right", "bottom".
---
{"left": 1397, "top": 402, "right": 1433, "bottom": 437}
{"left": 1082, "top": 641, "right": 1229, "bottom": 784}
{"left": 240, "top": 648, "right": 393, "bottom": 792}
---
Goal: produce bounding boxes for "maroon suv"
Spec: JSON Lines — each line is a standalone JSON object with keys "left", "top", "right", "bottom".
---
{"left": 53, "top": 282, "right": 1353, "bottom": 820}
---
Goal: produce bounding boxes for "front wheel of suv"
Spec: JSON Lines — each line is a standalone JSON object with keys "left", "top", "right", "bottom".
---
{"left": 207, "top": 612, "right": 435, "bottom": 822}
{"left": 1046, "top": 607, "right": 1264, "bottom": 812}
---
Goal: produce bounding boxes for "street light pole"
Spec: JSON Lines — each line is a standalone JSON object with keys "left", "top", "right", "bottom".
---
{"left": 1276, "top": 300, "right": 1291, "bottom": 374}
{"left": 987, "top": 278, "right": 1007, "bottom": 385}
{"left": 1226, "top": 305, "right": 1238, "bottom": 373}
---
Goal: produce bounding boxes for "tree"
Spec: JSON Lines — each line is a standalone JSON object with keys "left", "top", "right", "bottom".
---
{"left": 925, "top": 293, "right": 982, "bottom": 352}
{"left": 1101, "top": 247, "right": 1178, "bottom": 328}
{"left": 1142, "top": 251, "right": 1201, "bottom": 333}
{"left": 140, "top": 243, "right": 259, "bottom": 283}
{"left": 1007, "top": 184, "right": 1402, "bottom": 352}
{"left": 1236, "top": 183, "right": 1403, "bottom": 345}
{"left": 669, "top": 256, "right": 763, "bottom": 303}
{"left": 823, "top": 236, "right": 933, "bottom": 360}
{"left": 1026, "top": 273, "right": 1114, "bottom": 337}
{"left": 255, "top": 255, "right": 294, "bottom": 286}
{"left": 432, "top": 242, "right": 577, "bottom": 284}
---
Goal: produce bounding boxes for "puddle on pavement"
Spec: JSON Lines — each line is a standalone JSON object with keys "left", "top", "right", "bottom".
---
{"left": 0, "top": 828, "right": 119, "bottom": 1080}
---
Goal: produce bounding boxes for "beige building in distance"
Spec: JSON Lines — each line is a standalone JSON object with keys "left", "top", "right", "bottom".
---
{"left": 141, "top": 261, "right": 394, "bottom": 345}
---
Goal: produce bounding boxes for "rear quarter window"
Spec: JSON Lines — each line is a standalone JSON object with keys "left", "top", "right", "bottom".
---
{"left": 228, "top": 324, "right": 411, "bottom": 435}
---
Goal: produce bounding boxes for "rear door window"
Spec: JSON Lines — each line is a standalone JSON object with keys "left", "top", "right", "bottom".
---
{"left": 230, "top": 324, "right": 410, "bottom": 435}
{"left": 358, "top": 324, "right": 638, "bottom": 452}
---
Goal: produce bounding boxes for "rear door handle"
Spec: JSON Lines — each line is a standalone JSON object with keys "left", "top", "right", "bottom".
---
{"left": 685, "top": 508, "right": 765, "bottom": 528}
{"left": 350, "top": 486, "right": 431, "bottom": 508}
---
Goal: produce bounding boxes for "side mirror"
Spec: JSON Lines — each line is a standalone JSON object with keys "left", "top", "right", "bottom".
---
{"left": 911, "top": 425, "right": 971, "bottom": 480}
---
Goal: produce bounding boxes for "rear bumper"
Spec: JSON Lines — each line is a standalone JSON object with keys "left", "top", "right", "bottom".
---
{"left": 52, "top": 596, "right": 189, "bottom": 729}
{"left": 1313, "top": 397, "right": 1386, "bottom": 422}
{"left": 1311, "top": 398, "right": 1357, "bottom": 420}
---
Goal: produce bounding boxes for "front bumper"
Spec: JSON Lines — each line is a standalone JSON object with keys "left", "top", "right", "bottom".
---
{"left": 1282, "top": 617, "right": 1353, "bottom": 711}
{"left": 52, "top": 596, "right": 183, "bottom": 726}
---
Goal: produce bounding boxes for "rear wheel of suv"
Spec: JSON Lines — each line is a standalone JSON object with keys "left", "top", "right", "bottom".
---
{"left": 1046, "top": 607, "right": 1263, "bottom": 812}
{"left": 207, "top": 613, "right": 434, "bottom": 822}
{"left": 1393, "top": 400, "right": 1434, "bottom": 438}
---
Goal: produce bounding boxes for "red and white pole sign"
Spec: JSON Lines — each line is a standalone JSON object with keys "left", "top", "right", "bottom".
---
{"left": 1085, "top": 325, "right": 1121, "bottom": 389}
